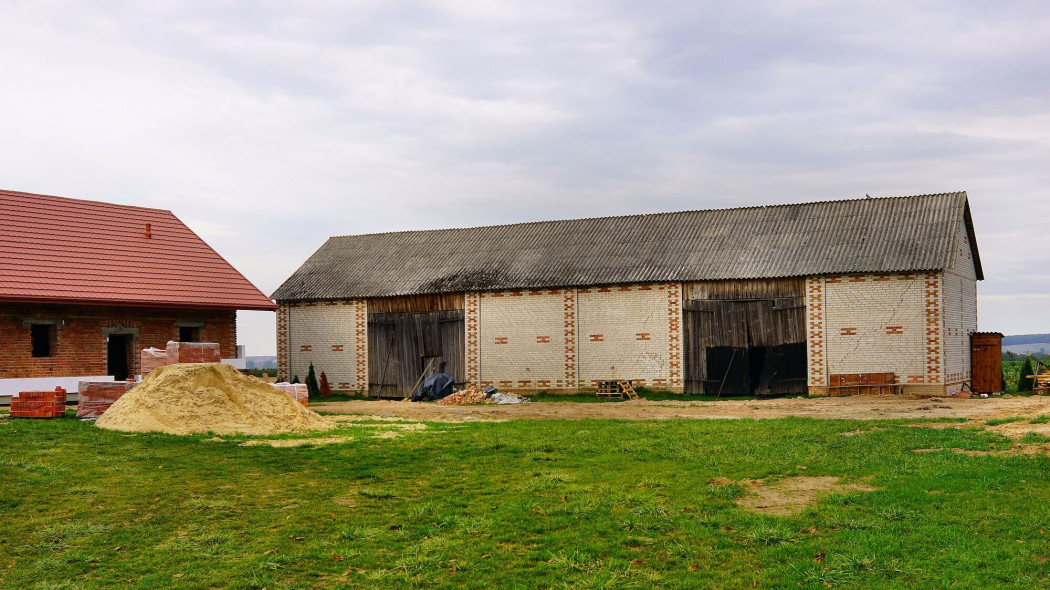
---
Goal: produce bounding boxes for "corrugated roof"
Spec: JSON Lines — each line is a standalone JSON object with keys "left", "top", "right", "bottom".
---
{"left": 273, "top": 192, "right": 982, "bottom": 301}
{"left": 0, "top": 189, "right": 276, "bottom": 310}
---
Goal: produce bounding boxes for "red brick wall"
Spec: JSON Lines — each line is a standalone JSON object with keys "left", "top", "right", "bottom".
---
{"left": 0, "top": 303, "right": 237, "bottom": 379}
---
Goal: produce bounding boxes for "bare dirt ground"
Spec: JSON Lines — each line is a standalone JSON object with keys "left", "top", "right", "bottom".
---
{"left": 312, "top": 394, "right": 1050, "bottom": 423}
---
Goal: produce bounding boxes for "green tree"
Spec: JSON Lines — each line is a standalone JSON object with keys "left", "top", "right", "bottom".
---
{"left": 291, "top": 375, "right": 300, "bottom": 384}
{"left": 306, "top": 363, "right": 320, "bottom": 398}
{"left": 1001, "top": 369, "right": 1007, "bottom": 394}
{"left": 1018, "top": 356, "right": 1035, "bottom": 393}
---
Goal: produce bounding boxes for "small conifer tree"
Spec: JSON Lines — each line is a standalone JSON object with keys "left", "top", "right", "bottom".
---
{"left": 1001, "top": 369, "right": 1007, "bottom": 394}
{"left": 306, "top": 363, "right": 320, "bottom": 398}
{"left": 291, "top": 375, "right": 300, "bottom": 384}
{"left": 1019, "top": 356, "right": 1035, "bottom": 393}
{"left": 319, "top": 371, "right": 332, "bottom": 397}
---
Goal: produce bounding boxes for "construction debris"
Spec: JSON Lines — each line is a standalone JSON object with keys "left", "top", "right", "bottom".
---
{"left": 434, "top": 385, "right": 530, "bottom": 406}
{"left": 96, "top": 363, "right": 334, "bottom": 435}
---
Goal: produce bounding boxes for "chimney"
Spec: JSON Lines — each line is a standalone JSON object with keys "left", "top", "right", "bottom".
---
{"left": 145, "top": 223, "right": 152, "bottom": 239}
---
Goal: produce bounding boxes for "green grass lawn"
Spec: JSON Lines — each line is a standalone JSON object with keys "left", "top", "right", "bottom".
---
{"left": 3, "top": 413, "right": 1050, "bottom": 589}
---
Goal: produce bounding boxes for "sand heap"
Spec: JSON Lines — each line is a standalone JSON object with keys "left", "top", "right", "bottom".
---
{"left": 96, "top": 363, "right": 335, "bottom": 435}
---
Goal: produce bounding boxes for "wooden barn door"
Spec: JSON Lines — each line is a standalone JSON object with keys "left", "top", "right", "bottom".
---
{"left": 367, "top": 310, "right": 465, "bottom": 398}
{"left": 683, "top": 279, "right": 807, "bottom": 396}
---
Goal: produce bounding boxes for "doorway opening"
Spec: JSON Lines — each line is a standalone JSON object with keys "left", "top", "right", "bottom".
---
{"left": 107, "top": 334, "right": 132, "bottom": 381}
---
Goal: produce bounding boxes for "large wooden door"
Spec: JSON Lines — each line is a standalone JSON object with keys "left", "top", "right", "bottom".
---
{"left": 683, "top": 296, "right": 806, "bottom": 396}
{"left": 367, "top": 310, "right": 465, "bottom": 397}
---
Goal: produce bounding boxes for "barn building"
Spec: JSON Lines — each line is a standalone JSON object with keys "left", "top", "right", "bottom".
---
{"left": 0, "top": 189, "right": 276, "bottom": 395}
{"left": 273, "top": 192, "right": 982, "bottom": 397}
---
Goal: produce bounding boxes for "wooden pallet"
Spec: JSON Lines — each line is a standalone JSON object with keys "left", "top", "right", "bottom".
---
{"left": 595, "top": 380, "right": 638, "bottom": 399}
{"left": 618, "top": 380, "right": 638, "bottom": 400}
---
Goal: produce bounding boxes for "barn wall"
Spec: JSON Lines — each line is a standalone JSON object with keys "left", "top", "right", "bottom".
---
{"left": 576, "top": 283, "right": 681, "bottom": 390}
{"left": 942, "top": 220, "right": 979, "bottom": 394}
{"left": 807, "top": 272, "right": 948, "bottom": 395}
{"left": 475, "top": 289, "right": 571, "bottom": 389}
{"left": 470, "top": 283, "right": 683, "bottom": 392}
{"left": 280, "top": 300, "right": 367, "bottom": 391}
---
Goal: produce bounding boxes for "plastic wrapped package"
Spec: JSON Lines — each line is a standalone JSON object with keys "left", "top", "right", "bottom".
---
{"left": 271, "top": 382, "right": 309, "bottom": 406}
{"left": 141, "top": 347, "right": 168, "bottom": 375}
{"left": 166, "top": 341, "right": 221, "bottom": 364}
{"left": 77, "top": 381, "right": 135, "bottom": 418}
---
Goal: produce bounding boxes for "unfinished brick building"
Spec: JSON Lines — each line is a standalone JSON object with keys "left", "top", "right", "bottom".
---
{"left": 273, "top": 192, "right": 983, "bottom": 397}
{"left": 0, "top": 189, "right": 276, "bottom": 395}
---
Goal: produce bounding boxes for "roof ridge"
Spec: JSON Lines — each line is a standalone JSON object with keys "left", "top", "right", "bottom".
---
{"left": 0, "top": 188, "right": 174, "bottom": 215}
{"left": 328, "top": 191, "right": 968, "bottom": 240}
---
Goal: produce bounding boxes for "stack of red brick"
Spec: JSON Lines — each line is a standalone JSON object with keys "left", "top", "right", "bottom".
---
{"left": 11, "top": 387, "right": 67, "bottom": 418}
{"left": 77, "top": 381, "right": 135, "bottom": 418}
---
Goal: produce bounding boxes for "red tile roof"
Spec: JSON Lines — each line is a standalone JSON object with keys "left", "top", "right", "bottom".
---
{"left": 0, "top": 189, "right": 276, "bottom": 311}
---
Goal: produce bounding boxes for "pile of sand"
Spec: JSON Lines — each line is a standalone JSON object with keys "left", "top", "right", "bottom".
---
{"left": 96, "top": 363, "right": 335, "bottom": 435}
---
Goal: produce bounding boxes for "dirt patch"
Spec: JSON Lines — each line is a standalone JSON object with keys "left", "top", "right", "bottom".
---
{"left": 839, "top": 427, "right": 884, "bottom": 436}
{"left": 735, "top": 476, "right": 878, "bottom": 516}
{"left": 312, "top": 395, "right": 1050, "bottom": 423}
{"left": 240, "top": 436, "right": 352, "bottom": 448}
{"left": 904, "top": 422, "right": 968, "bottom": 430}
{"left": 707, "top": 477, "right": 733, "bottom": 487}
{"left": 97, "top": 363, "right": 335, "bottom": 436}
{"left": 912, "top": 443, "right": 1050, "bottom": 457}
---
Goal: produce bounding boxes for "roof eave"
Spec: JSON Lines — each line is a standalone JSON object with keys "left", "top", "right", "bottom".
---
{"left": 0, "top": 295, "right": 276, "bottom": 312}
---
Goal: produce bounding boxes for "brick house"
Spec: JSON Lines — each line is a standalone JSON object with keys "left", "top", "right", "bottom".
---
{"left": 0, "top": 189, "right": 276, "bottom": 395}
{"left": 272, "top": 192, "right": 982, "bottom": 397}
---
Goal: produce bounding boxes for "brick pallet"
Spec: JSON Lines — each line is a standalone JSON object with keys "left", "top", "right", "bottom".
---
{"left": 77, "top": 381, "right": 135, "bottom": 418}
{"left": 11, "top": 387, "right": 67, "bottom": 418}
{"left": 271, "top": 382, "right": 309, "bottom": 406}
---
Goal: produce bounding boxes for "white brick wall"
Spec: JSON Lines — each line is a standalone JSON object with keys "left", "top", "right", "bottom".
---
{"left": 577, "top": 285, "right": 673, "bottom": 388}
{"left": 823, "top": 275, "right": 927, "bottom": 383}
{"left": 478, "top": 290, "right": 567, "bottom": 389}
{"left": 942, "top": 220, "right": 978, "bottom": 392}
{"left": 286, "top": 301, "right": 366, "bottom": 390}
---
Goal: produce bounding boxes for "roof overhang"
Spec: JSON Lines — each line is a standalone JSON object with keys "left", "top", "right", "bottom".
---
{"left": 0, "top": 295, "right": 276, "bottom": 312}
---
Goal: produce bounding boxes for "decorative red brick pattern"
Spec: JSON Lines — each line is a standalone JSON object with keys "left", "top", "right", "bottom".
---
{"left": 840, "top": 327, "right": 857, "bottom": 336}
{"left": 536, "top": 335, "right": 551, "bottom": 344}
{"left": 924, "top": 273, "right": 942, "bottom": 383}
{"left": 353, "top": 300, "right": 368, "bottom": 390}
{"left": 588, "top": 334, "right": 604, "bottom": 342}
{"left": 276, "top": 305, "right": 289, "bottom": 381}
{"left": 667, "top": 282, "right": 682, "bottom": 388}
{"left": 885, "top": 326, "right": 904, "bottom": 335}
{"left": 495, "top": 337, "right": 509, "bottom": 345}
{"left": 465, "top": 292, "right": 480, "bottom": 384}
{"left": 635, "top": 333, "right": 651, "bottom": 341}
{"left": 300, "top": 345, "right": 312, "bottom": 352}
{"left": 806, "top": 277, "right": 826, "bottom": 386}
{"left": 331, "top": 345, "right": 344, "bottom": 352}
{"left": 563, "top": 289, "right": 577, "bottom": 387}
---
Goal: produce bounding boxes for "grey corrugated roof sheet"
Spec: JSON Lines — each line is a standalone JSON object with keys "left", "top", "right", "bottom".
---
{"left": 273, "top": 192, "right": 983, "bottom": 301}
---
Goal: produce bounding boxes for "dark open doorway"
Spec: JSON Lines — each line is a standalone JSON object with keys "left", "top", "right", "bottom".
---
{"left": 683, "top": 279, "right": 807, "bottom": 396}
{"left": 107, "top": 334, "right": 132, "bottom": 381}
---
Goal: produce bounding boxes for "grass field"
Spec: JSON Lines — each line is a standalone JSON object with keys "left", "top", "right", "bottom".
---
{"left": 3, "top": 412, "right": 1050, "bottom": 589}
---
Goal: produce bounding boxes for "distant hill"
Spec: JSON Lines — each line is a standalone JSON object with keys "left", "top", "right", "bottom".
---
{"left": 1003, "top": 334, "right": 1050, "bottom": 354}
{"left": 1003, "top": 334, "right": 1050, "bottom": 345}
{"left": 245, "top": 356, "right": 277, "bottom": 369}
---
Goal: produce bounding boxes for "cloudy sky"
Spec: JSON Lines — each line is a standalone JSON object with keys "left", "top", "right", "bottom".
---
{"left": 3, "top": 1, "right": 1048, "bottom": 355}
